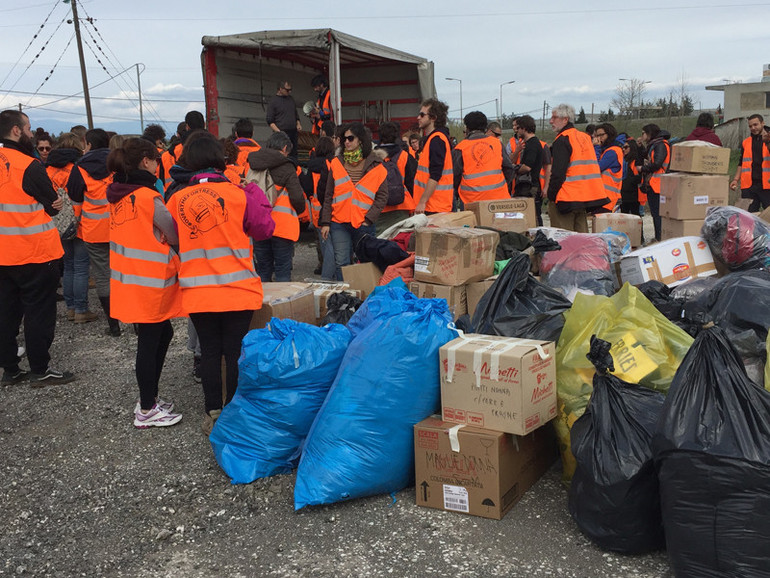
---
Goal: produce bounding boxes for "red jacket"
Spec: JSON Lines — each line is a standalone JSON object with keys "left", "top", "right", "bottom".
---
{"left": 684, "top": 127, "right": 722, "bottom": 147}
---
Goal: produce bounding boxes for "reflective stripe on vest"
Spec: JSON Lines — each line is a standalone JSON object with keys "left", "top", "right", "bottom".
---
{"left": 271, "top": 186, "right": 300, "bottom": 241}
{"left": 554, "top": 128, "right": 607, "bottom": 205}
{"left": 329, "top": 157, "right": 387, "bottom": 228}
{"left": 600, "top": 145, "right": 623, "bottom": 211}
{"left": 740, "top": 136, "right": 770, "bottom": 190}
{"left": 455, "top": 136, "right": 509, "bottom": 203}
{"left": 413, "top": 130, "right": 454, "bottom": 212}
{"left": 111, "top": 270, "right": 178, "bottom": 289}
{"left": 178, "top": 246, "right": 252, "bottom": 262}
{"left": 0, "top": 147, "right": 63, "bottom": 265}
{"left": 178, "top": 268, "right": 257, "bottom": 287}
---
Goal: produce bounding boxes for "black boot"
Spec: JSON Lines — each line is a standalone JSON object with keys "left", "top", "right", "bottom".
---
{"left": 98, "top": 296, "right": 121, "bottom": 337}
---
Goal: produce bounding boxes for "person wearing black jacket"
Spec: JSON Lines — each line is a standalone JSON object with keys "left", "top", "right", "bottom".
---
{"left": 639, "top": 124, "right": 671, "bottom": 242}
{"left": 300, "top": 136, "right": 336, "bottom": 279}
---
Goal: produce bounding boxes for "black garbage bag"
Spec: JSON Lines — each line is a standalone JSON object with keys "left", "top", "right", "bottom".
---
{"left": 637, "top": 280, "right": 681, "bottom": 322}
{"left": 477, "top": 226, "right": 531, "bottom": 260}
{"left": 464, "top": 252, "right": 571, "bottom": 342}
{"left": 653, "top": 325, "right": 770, "bottom": 577}
{"left": 319, "top": 292, "right": 363, "bottom": 326}
{"left": 353, "top": 234, "right": 409, "bottom": 272}
{"left": 531, "top": 230, "right": 561, "bottom": 254}
{"left": 701, "top": 205, "right": 770, "bottom": 271}
{"left": 568, "top": 336, "right": 666, "bottom": 554}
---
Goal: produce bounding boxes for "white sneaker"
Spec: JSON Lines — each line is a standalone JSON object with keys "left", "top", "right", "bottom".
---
{"left": 133, "top": 404, "right": 182, "bottom": 429}
{"left": 134, "top": 398, "right": 174, "bottom": 414}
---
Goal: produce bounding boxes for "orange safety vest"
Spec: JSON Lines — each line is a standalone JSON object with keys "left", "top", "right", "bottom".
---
{"left": 272, "top": 183, "right": 300, "bottom": 241}
{"left": 167, "top": 180, "right": 263, "bottom": 314}
{"left": 235, "top": 139, "right": 261, "bottom": 176}
{"left": 413, "top": 130, "right": 453, "bottom": 213}
{"left": 647, "top": 140, "right": 671, "bottom": 195}
{"left": 161, "top": 143, "right": 183, "bottom": 185}
{"left": 553, "top": 128, "right": 607, "bottom": 205}
{"left": 78, "top": 167, "right": 113, "bottom": 243}
{"left": 224, "top": 165, "right": 242, "bottom": 185}
{"left": 629, "top": 163, "right": 647, "bottom": 206}
{"left": 307, "top": 171, "right": 323, "bottom": 227}
{"left": 47, "top": 162, "right": 83, "bottom": 237}
{"left": 109, "top": 186, "right": 182, "bottom": 323}
{"left": 740, "top": 136, "right": 770, "bottom": 190}
{"left": 312, "top": 89, "right": 333, "bottom": 135}
{"left": 599, "top": 145, "right": 623, "bottom": 212}
{"left": 454, "top": 136, "right": 510, "bottom": 204}
{"left": 381, "top": 149, "right": 416, "bottom": 214}
{"left": 155, "top": 146, "right": 164, "bottom": 180}
{"left": 0, "top": 147, "right": 63, "bottom": 265}
{"left": 539, "top": 139, "right": 550, "bottom": 191}
{"left": 329, "top": 157, "right": 387, "bottom": 228}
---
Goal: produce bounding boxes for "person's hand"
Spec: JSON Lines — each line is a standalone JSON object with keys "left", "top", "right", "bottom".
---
{"left": 730, "top": 179, "right": 739, "bottom": 191}
{"left": 414, "top": 201, "right": 427, "bottom": 215}
{"left": 52, "top": 195, "right": 63, "bottom": 211}
{"left": 296, "top": 121, "right": 302, "bottom": 131}
{"left": 320, "top": 225, "right": 330, "bottom": 240}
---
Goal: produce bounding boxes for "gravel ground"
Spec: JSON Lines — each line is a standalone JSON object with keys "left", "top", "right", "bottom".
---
{"left": 1, "top": 221, "right": 673, "bottom": 578}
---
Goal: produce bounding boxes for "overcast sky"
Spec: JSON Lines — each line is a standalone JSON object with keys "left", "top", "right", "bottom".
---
{"left": 1, "top": 0, "right": 768, "bottom": 135}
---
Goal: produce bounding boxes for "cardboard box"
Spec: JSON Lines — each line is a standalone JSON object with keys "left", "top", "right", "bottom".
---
{"left": 661, "top": 217, "right": 704, "bottom": 241}
{"left": 466, "top": 276, "right": 497, "bottom": 318}
{"left": 758, "top": 206, "right": 770, "bottom": 225}
{"left": 426, "top": 210, "right": 476, "bottom": 228}
{"left": 414, "top": 228, "right": 499, "bottom": 286}
{"left": 304, "top": 282, "right": 363, "bottom": 324}
{"left": 341, "top": 262, "right": 382, "bottom": 299}
{"left": 250, "top": 282, "right": 315, "bottom": 329}
{"left": 669, "top": 144, "right": 731, "bottom": 175}
{"left": 591, "top": 213, "right": 643, "bottom": 247}
{"left": 414, "top": 416, "right": 558, "bottom": 520}
{"left": 465, "top": 198, "right": 536, "bottom": 233}
{"left": 619, "top": 236, "right": 716, "bottom": 287}
{"left": 409, "top": 281, "right": 468, "bottom": 318}
{"left": 440, "top": 335, "right": 557, "bottom": 436}
{"left": 659, "top": 173, "right": 729, "bottom": 220}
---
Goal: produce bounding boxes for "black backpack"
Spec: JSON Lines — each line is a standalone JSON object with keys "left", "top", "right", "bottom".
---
{"left": 383, "top": 151, "right": 405, "bottom": 206}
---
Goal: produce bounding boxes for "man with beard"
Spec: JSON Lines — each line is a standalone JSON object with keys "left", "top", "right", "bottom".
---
{"left": 730, "top": 114, "right": 770, "bottom": 211}
{"left": 0, "top": 110, "right": 75, "bottom": 386}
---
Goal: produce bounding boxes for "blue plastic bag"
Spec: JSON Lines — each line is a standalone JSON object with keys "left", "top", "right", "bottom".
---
{"left": 346, "top": 282, "right": 417, "bottom": 338}
{"left": 210, "top": 318, "right": 351, "bottom": 484}
{"left": 294, "top": 288, "right": 455, "bottom": 509}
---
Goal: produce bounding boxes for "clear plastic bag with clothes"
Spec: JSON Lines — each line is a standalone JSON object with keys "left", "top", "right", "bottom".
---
{"left": 701, "top": 205, "right": 770, "bottom": 271}
{"left": 539, "top": 233, "right": 617, "bottom": 299}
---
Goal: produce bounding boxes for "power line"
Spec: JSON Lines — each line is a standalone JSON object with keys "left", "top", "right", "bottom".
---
{"left": 2, "top": 88, "right": 202, "bottom": 103}
{"left": 24, "top": 33, "right": 76, "bottom": 107}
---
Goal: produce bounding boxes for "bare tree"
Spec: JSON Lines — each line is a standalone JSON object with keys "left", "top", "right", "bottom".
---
{"left": 611, "top": 78, "right": 650, "bottom": 118}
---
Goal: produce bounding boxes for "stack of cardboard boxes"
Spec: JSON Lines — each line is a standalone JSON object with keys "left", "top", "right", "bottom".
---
{"left": 659, "top": 144, "right": 731, "bottom": 240}
{"left": 414, "top": 334, "right": 559, "bottom": 520}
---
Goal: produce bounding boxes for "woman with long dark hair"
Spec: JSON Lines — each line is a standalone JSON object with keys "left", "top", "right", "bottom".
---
{"left": 106, "top": 138, "right": 183, "bottom": 427}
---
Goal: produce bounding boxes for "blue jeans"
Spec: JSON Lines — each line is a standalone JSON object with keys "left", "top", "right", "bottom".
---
{"left": 329, "top": 221, "right": 375, "bottom": 280}
{"left": 316, "top": 228, "right": 338, "bottom": 281}
{"left": 254, "top": 237, "right": 295, "bottom": 282}
{"left": 62, "top": 237, "right": 91, "bottom": 312}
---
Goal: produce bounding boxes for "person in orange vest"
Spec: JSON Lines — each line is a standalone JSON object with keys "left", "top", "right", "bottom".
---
{"left": 299, "top": 136, "right": 336, "bottom": 279}
{"left": 65, "top": 128, "right": 121, "bottom": 336}
{"left": 0, "top": 110, "right": 75, "bottom": 386}
{"left": 414, "top": 99, "right": 454, "bottom": 214}
{"left": 374, "top": 121, "right": 418, "bottom": 233}
{"left": 220, "top": 137, "right": 243, "bottom": 185}
{"left": 167, "top": 133, "right": 274, "bottom": 434}
{"left": 46, "top": 132, "right": 98, "bottom": 323}
{"left": 310, "top": 75, "right": 333, "bottom": 136}
{"left": 161, "top": 112, "right": 205, "bottom": 186}
{"left": 319, "top": 122, "right": 389, "bottom": 280}
{"left": 105, "top": 138, "right": 183, "bottom": 428}
{"left": 247, "top": 131, "right": 306, "bottom": 282}
{"left": 452, "top": 111, "right": 514, "bottom": 208}
{"left": 142, "top": 124, "right": 167, "bottom": 181}
{"left": 232, "top": 118, "right": 261, "bottom": 176}
{"left": 593, "top": 122, "right": 623, "bottom": 214}
{"left": 620, "top": 138, "right": 645, "bottom": 243}
{"left": 547, "top": 104, "right": 609, "bottom": 232}
{"left": 730, "top": 114, "right": 770, "bottom": 212}
{"left": 639, "top": 123, "right": 671, "bottom": 242}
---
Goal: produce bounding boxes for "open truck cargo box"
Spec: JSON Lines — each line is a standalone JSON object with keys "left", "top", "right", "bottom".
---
{"left": 201, "top": 29, "right": 436, "bottom": 144}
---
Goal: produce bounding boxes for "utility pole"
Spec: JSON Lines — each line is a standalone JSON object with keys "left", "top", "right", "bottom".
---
{"left": 541, "top": 101, "right": 548, "bottom": 132}
{"left": 69, "top": 0, "right": 93, "bottom": 129}
{"left": 136, "top": 63, "right": 144, "bottom": 132}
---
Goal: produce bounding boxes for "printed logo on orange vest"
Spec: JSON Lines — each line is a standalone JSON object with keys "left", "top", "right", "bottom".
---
{"left": 0, "top": 151, "right": 11, "bottom": 185}
{"left": 177, "top": 187, "right": 228, "bottom": 238}
{"left": 470, "top": 141, "right": 494, "bottom": 168}
{"left": 111, "top": 193, "right": 139, "bottom": 228}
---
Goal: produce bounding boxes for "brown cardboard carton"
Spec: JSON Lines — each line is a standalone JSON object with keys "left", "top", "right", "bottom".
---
{"left": 619, "top": 236, "right": 716, "bottom": 287}
{"left": 250, "top": 282, "right": 315, "bottom": 329}
{"left": 464, "top": 198, "right": 536, "bottom": 233}
{"left": 466, "top": 276, "right": 497, "bottom": 318}
{"left": 659, "top": 173, "right": 729, "bottom": 220}
{"left": 341, "top": 262, "right": 382, "bottom": 299}
{"left": 305, "top": 282, "right": 363, "bottom": 324}
{"left": 414, "top": 416, "right": 558, "bottom": 520}
{"left": 409, "top": 281, "right": 468, "bottom": 318}
{"left": 661, "top": 217, "right": 704, "bottom": 241}
{"left": 758, "top": 206, "right": 770, "bottom": 225}
{"left": 426, "top": 210, "right": 477, "bottom": 228}
{"left": 669, "top": 144, "right": 731, "bottom": 174}
{"left": 440, "top": 335, "right": 557, "bottom": 436}
{"left": 591, "top": 213, "right": 643, "bottom": 247}
{"left": 414, "top": 227, "right": 499, "bottom": 286}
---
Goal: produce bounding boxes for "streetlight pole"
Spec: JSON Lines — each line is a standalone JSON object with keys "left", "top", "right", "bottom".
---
{"left": 499, "top": 80, "right": 515, "bottom": 122}
{"left": 446, "top": 77, "right": 463, "bottom": 119}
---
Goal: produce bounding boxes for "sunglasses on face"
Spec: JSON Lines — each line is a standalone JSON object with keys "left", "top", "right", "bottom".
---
{"left": 417, "top": 112, "right": 428, "bottom": 118}
{"left": 492, "top": 132, "right": 502, "bottom": 138}
{"left": 594, "top": 133, "right": 606, "bottom": 138}
{"left": 38, "top": 146, "right": 51, "bottom": 151}
{"left": 344, "top": 135, "right": 357, "bottom": 142}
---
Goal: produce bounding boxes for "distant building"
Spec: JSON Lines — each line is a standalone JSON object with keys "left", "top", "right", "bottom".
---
{"left": 706, "top": 64, "right": 770, "bottom": 124}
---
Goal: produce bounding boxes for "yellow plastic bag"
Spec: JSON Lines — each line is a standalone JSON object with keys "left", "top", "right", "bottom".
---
{"left": 554, "top": 283, "right": 694, "bottom": 482}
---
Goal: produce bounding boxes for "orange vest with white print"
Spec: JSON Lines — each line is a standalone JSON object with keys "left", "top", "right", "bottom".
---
{"left": 0, "top": 147, "right": 63, "bottom": 265}
{"left": 167, "top": 180, "right": 262, "bottom": 314}
{"left": 329, "top": 157, "right": 387, "bottom": 228}
{"left": 413, "top": 130, "right": 453, "bottom": 213}
{"left": 109, "top": 186, "right": 182, "bottom": 323}
{"left": 454, "top": 136, "right": 509, "bottom": 204}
